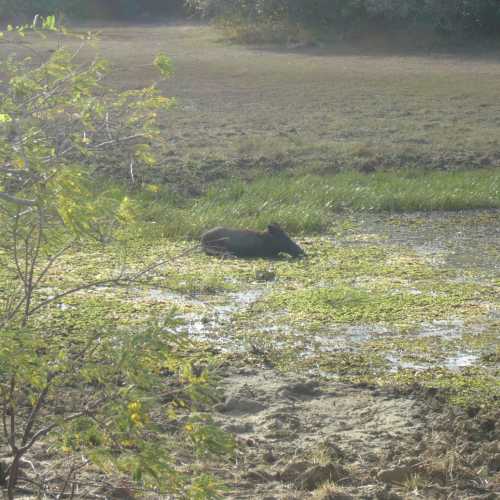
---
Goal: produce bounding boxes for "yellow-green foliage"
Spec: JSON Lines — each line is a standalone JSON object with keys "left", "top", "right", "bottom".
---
{"left": 0, "top": 26, "right": 230, "bottom": 498}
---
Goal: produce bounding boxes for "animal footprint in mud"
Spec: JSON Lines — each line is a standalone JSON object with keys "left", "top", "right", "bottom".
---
{"left": 220, "top": 396, "right": 267, "bottom": 415}
{"left": 277, "top": 380, "right": 322, "bottom": 399}
{"left": 263, "top": 408, "right": 301, "bottom": 432}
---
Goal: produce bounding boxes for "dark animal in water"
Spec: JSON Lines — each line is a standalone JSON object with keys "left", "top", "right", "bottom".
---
{"left": 201, "top": 223, "right": 305, "bottom": 258}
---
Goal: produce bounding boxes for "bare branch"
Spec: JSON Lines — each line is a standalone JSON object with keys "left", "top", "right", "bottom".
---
{"left": 27, "top": 277, "right": 124, "bottom": 316}
{"left": 28, "top": 244, "right": 200, "bottom": 317}
{"left": 0, "top": 192, "right": 36, "bottom": 207}
{"left": 21, "top": 53, "right": 91, "bottom": 109}
{"left": 9, "top": 375, "right": 16, "bottom": 450}
{"left": 90, "top": 133, "right": 146, "bottom": 149}
{"left": 22, "top": 207, "right": 44, "bottom": 326}
{"left": 21, "top": 380, "right": 52, "bottom": 448}
{"left": 19, "top": 397, "right": 108, "bottom": 454}
{"left": 12, "top": 211, "right": 26, "bottom": 284}
{"left": 129, "top": 158, "right": 135, "bottom": 183}
{"left": 56, "top": 458, "right": 91, "bottom": 500}
{"left": 32, "top": 239, "right": 77, "bottom": 289}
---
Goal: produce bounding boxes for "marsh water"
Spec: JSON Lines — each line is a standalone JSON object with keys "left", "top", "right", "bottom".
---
{"left": 144, "top": 211, "right": 499, "bottom": 374}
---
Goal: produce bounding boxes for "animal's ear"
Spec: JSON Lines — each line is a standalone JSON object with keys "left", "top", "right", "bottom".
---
{"left": 267, "top": 223, "right": 283, "bottom": 234}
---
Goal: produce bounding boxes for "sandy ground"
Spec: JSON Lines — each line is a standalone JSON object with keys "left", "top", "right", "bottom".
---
{"left": 211, "top": 367, "right": 498, "bottom": 499}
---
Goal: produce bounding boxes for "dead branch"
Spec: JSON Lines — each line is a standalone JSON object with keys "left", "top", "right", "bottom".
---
{"left": 0, "top": 192, "right": 36, "bottom": 207}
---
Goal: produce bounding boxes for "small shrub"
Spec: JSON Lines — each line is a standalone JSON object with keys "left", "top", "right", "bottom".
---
{"left": 0, "top": 20, "right": 229, "bottom": 499}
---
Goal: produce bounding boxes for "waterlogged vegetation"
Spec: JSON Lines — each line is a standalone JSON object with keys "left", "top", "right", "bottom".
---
{"left": 227, "top": 217, "right": 499, "bottom": 409}
{"left": 4, "top": 183, "right": 493, "bottom": 496}
{"left": 12, "top": 208, "right": 497, "bottom": 413}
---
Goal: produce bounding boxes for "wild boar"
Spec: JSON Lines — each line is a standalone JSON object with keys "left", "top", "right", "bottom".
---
{"left": 201, "top": 223, "right": 305, "bottom": 258}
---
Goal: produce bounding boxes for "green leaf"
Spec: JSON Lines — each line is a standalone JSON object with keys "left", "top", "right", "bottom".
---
{"left": 42, "top": 15, "right": 57, "bottom": 31}
{"left": 154, "top": 53, "right": 173, "bottom": 78}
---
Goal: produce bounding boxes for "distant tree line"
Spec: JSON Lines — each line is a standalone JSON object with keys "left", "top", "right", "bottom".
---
{"left": 0, "top": 0, "right": 185, "bottom": 21}
{"left": 185, "top": 0, "right": 500, "bottom": 37}
{"left": 1, "top": 0, "right": 499, "bottom": 36}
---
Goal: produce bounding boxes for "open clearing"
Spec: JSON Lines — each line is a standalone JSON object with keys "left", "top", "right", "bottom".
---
{"left": 4, "top": 22, "right": 500, "bottom": 186}
{"left": 96, "top": 24, "right": 500, "bottom": 178}
{"left": 1, "top": 23, "right": 499, "bottom": 498}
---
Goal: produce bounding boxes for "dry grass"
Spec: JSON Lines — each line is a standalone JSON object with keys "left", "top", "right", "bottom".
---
{"left": 3, "top": 23, "right": 500, "bottom": 181}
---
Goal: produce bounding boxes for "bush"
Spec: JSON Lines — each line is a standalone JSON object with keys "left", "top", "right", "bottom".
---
{"left": 185, "top": 0, "right": 500, "bottom": 37}
{"left": 0, "top": 21, "right": 229, "bottom": 499}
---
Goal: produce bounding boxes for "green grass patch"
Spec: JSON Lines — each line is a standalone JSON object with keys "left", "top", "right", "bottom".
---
{"left": 389, "top": 367, "right": 500, "bottom": 410}
{"left": 134, "top": 168, "right": 500, "bottom": 240}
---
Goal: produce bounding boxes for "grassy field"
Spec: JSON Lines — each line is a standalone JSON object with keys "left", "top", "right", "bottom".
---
{"left": 3, "top": 23, "right": 500, "bottom": 191}
{"left": 124, "top": 24, "right": 500, "bottom": 176}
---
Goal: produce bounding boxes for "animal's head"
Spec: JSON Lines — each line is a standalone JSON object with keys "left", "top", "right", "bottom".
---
{"left": 267, "top": 223, "right": 305, "bottom": 258}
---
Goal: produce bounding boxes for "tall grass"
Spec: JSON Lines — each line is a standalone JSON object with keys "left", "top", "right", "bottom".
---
{"left": 135, "top": 168, "right": 499, "bottom": 239}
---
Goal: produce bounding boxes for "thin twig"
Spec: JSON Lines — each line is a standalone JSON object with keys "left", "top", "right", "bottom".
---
{"left": 21, "top": 379, "right": 53, "bottom": 448}
{"left": 32, "top": 239, "right": 77, "bottom": 290}
{"left": 90, "top": 133, "right": 146, "bottom": 149}
{"left": 28, "top": 244, "right": 201, "bottom": 317}
{"left": 129, "top": 157, "right": 135, "bottom": 183}
{"left": 20, "top": 397, "right": 108, "bottom": 454}
{"left": 12, "top": 210, "right": 26, "bottom": 284}
{"left": 0, "top": 192, "right": 36, "bottom": 207}
{"left": 22, "top": 207, "right": 44, "bottom": 326}
{"left": 56, "top": 459, "right": 90, "bottom": 500}
{"left": 27, "top": 276, "right": 126, "bottom": 316}
{"left": 8, "top": 375, "right": 16, "bottom": 450}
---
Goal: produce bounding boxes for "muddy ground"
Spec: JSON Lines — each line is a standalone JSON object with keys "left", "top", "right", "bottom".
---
{"left": 180, "top": 212, "right": 499, "bottom": 499}
{"left": 5, "top": 211, "right": 493, "bottom": 499}
{"left": 212, "top": 367, "right": 498, "bottom": 499}
{"left": 8, "top": 365, "right": 498, "bottom": 499}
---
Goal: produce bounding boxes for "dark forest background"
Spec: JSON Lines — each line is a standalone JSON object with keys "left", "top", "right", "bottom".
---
{"left": 1, "top": 1, "right": 499, "bottom": 37}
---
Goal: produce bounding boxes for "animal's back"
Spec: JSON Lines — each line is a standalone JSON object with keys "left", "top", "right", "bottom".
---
{"left": 201, "top": 227, "right": 226, "bottom": 243}
{"left": 201, "top": 227, "right": 229, "bottom": 254}
{"left": 201, "top": 227, "right": 267, "bottom": 256}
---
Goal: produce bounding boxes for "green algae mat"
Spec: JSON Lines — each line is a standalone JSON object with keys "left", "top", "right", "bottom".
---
{"left": 12, "top": 210, "right": 498, "bottom": 412}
